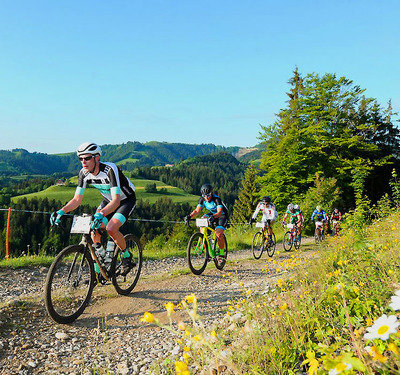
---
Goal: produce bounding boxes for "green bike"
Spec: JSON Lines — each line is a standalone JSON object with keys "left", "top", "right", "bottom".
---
{"left": 186, "top": 218, "right": 228, "bottom": 275}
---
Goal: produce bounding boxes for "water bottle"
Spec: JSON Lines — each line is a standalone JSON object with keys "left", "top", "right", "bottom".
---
{"left": 95, "top": 243, "right": 106, "bottom": 262}
{"left": 104, "top": 239, "right": 115, "bottom": 269}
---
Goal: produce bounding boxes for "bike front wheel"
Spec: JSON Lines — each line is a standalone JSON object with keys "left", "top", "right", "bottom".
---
{"left": 266, "top": 233, "right": 276, "bottom": 257}
{"left": 112, "top": 234, "right": 143, "bottom": 295}
{"left": 283, "top": 231, "right": 293, "bottom": 251}
{"left": 214, "top": 234, "right": 228, "bottom": 270}
{"left": 187, "top": 232, "right": 208, "bottom": 275}
{"left": 45, "top": 245, "right": 94, "bottom": 324}
{"left": 252, "top": 231, "right": 264, "bottom": 259}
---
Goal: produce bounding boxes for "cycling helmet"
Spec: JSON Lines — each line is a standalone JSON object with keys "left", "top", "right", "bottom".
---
{"left": 262, "top": 196, "right": 271, "bottom": 204}
{"left": 334, "top": 208, "right": 338, "bottom": 213}
{"left": 77, "top": 142, "right": 102, "bottom": 157}
{"left": 316, "top": 205, "right": 321, "bottom": 211}
{"left": 287, "top": 203, "right": 294, "bottom": 211}
{"left": 200, "top": 183, "right": 213, "bottom": 196}
{"left": 294, "top": 204, "right": 300, "bottom": 210}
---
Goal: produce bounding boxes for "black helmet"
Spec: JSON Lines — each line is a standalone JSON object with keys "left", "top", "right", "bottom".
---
{"left": 200, "top": 183, "right": 213, "bottom": 196}
{"left": 262, "top": 196, "right": 271, "bottom": 203}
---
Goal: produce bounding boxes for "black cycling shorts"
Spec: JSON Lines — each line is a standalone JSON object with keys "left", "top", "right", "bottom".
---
{"left": 97, "top": 193, "right": 136, "bottom": 225}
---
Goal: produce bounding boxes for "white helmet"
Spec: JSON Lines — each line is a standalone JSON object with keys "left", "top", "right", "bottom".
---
{"left": 76, "top": 142, "right": 102, "bottom": 156}
{"left": 294, "top": 204, "right": 300, "bottom": 210}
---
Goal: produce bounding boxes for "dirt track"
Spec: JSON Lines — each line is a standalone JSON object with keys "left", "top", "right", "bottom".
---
{"left": 0, "top": 239, "right": 316, "bottom": 374}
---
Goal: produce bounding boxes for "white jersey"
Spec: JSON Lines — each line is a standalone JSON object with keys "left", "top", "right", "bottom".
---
{"left": 252, "top": 202, "right": 278, "bottom": 222}
{"left": 75, "top": 162, "right": 135, "bottom": 202}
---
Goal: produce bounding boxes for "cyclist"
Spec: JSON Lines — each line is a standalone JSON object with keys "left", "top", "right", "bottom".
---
{"left": 50, "top": 142, "right": 137, "bottom": 276}
{"left": 330, "top": 208, "right": 342, "bottom": 234}
{"left": 185, "top": 183, "right": 229, "bottom": 263}
{"left": 293, "top": 204, "right": 304, "bottom": 241}
{"left": 249, "top": 195, "right": 278, "bottom": 244}
{"left": 311, "top": 206, "right": 328, "bottom": 235}
{"left": 282, "top": 203, "right": 302, "bottom": 240}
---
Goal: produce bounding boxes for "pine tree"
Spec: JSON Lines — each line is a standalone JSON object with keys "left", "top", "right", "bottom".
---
{"left": 232, "top": 165, "right": 260, "bottom": 223}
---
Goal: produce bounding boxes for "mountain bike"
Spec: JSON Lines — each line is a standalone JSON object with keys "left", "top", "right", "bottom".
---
{"left": 282, "top": 223, "right": 301, "bottom": 251}
{"left": 186, "top": 218, "right": 228, "bottom": 275}
{"left": 45, "top": 214, "right": 143, "bottom": 324}
{"left": 252, "top": 222, "right": 276, "bottom": 259}
{"left": 314, "top": 220, "right": 325, "bottom": 243}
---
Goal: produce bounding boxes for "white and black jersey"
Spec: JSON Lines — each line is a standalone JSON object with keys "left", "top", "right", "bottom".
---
{"left": 75, "top": 162, "right": 135, "bottom": 202}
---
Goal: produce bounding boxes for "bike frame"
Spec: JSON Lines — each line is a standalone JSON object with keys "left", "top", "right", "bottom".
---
{"left": 69, "top": 214, "right": 110, "bottom": 281}
{"left": 195, "top": 219, "right": 218, "bottom": 258}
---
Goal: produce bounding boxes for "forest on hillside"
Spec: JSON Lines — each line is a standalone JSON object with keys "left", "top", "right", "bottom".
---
{"left": 1, "top": 69, "right": 400, "bottom": 257}
{"left": 0, "top": 141, "right": 241, "bottom": 175}
{"left": 137, "top": 152, "right": 246, "bottom": 206}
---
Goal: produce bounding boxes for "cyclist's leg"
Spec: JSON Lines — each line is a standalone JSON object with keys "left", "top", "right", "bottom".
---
{"left": 215, "top": 216, "right": 228, "bottom": 252}
{"left": 267, "top": 219, "right": 274, "bottom": 242}
{"left": 107, "top": 198, "right": 136, "bottom": 252}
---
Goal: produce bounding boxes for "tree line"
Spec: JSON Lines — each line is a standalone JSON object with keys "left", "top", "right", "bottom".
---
{"left": 233, "top": 69, "right": 400, "bottom": 232}
{"left": 137, "top": 152, "right": 246, "bottom": 207}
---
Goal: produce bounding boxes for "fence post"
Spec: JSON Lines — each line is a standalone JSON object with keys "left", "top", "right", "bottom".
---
{"left": 6, "top": 207, "right": 11, "bottom": 261}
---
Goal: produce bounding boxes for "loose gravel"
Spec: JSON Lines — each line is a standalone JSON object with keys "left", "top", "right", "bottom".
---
{"left": 0, "top": 243, "right": 316, "bottom": 374}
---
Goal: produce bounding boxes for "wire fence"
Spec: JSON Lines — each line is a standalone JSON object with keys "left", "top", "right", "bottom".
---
{"left": 0, "top": 208, "right": 248, "bottom": 226}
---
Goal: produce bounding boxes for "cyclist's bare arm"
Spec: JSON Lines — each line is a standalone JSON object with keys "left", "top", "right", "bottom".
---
{"left": 61, "top": 194, "right": 84, "bottom": 214}
{"left": 213, "top": 206, "right": 223, "bottom": 219}
{"left": 189, "top": 206, "right": 202, "bottom": 218}
{"left": 97, "top": 194, "right": 121, "bottom": 216}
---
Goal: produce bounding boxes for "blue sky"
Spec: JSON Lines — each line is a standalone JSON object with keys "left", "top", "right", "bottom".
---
{"left": 0, "top": 0, "right": 399, "bottom": 154}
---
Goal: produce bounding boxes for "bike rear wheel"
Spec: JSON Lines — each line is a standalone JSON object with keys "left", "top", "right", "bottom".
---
{"left": 112, "top": 234, "right": 143, "bottom": 295}
{"left": 214, "top": 233, "right": 228, "bottom": 270}
{"left": 266, "top": 233, "right": 276, "bottom": 257}
{"left": 252, "top": 231, "right": 264, "bottom": 259}
{"left": 45, "top": 245, "right": 94, "bottom": 324}
{"left": 294, "top": 232, "right": 301, "bottom": 250}
{"left": 283, "top": 231, "right": 293, "bottom": 251}
{"left": 187, "top": 232, "right": 208, "bottom": 275}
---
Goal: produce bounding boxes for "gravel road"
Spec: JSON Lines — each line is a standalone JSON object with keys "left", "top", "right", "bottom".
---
{"left": 0, "top": 241, "right": 316, "bottom": 374}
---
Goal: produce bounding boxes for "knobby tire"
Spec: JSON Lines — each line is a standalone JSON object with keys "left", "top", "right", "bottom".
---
{"left": 266, "top": 233, "right": 276, "bottom": 257}
{"left": 283, "top": 231, "right": 293, "bottom": 251}
{"left": 214, "top": 233, "right": 228, "bottom": 270}
{"left": 187, "top": 232, "right": 208, "bottom": 275}
{"left": 252, "top": 231, "right": 264, "bottom": 259}
{"left": 112, "top": 234, "right": 143, "bottom": 295}
{"left": 45, "top": 244, "right": 94, "bottom": 324}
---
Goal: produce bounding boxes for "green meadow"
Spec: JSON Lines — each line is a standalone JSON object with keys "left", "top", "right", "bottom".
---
{"left": 11, "top": 178, "right": 199, "bottom": 206}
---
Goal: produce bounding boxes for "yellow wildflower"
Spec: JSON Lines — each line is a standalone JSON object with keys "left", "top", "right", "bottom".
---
{"left": 140, "top": 312, "right": 155, "bottom": 323}
{"left": 185, "top": 294, "right": 197, "bottom": 304}
{"left": 165, "top": 302, "right": 175, "bottom": 315}
{"left": 280, "top": 303, "right": 288, "bottom": 310}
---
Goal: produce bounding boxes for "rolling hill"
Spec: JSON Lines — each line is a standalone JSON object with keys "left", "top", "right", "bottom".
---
{"left": 0, "top": 141, "right": 257, "bottom": 175}
{"left": 11, "top": 178, "right": 200, "bottom": 207}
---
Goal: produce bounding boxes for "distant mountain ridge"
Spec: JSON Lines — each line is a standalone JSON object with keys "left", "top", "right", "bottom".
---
{"left": 0, "top": 141, "right": 257, "bottom": 175}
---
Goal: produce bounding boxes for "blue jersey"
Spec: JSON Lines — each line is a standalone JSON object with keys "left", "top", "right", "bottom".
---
{"left": 311, "top": 209, "right": 327, "bottom": 221}
{"left": 197, "top": 194, "right": 228, "bottom": 217}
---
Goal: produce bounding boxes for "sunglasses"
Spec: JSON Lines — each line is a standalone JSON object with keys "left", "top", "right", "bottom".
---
{"left": 79, "top": 155, "right": 94, "bottom": 161}
{"left": 202, "top": 193, "right": 212, "bottom": 198}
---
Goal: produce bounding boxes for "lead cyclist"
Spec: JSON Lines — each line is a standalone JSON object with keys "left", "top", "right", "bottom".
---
{"left": 50, "top": 142, "right": 137, "bottom": 276}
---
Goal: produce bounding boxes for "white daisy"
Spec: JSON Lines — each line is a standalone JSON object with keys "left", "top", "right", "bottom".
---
{"left": 389, "top": 290, "right": 400, "bottom": 311}
{"left": 364, "top": 314, "right": 400, "bottom": 341}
